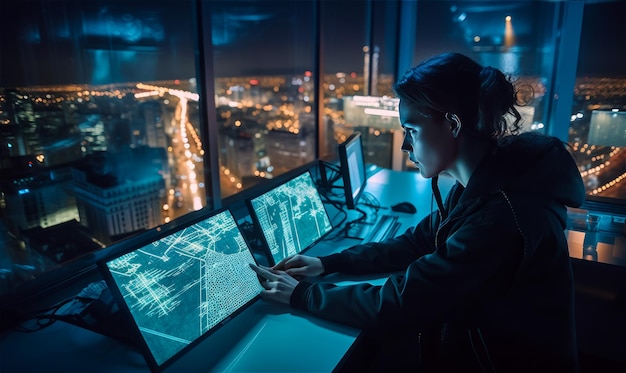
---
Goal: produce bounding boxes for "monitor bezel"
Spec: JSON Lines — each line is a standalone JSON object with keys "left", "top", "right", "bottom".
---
{"left": 97, "top": 207, "right": 263, "bottom": 373}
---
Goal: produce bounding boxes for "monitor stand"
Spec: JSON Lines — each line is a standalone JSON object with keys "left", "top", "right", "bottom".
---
{"left": 55, "top": 281, "right": 139, "bottom": 348}
{"left": 343, "top": 218, "right": 376, "bottom": 240}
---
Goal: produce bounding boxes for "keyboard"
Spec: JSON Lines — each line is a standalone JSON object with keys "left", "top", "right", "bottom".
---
{"left": 362, "top": 214, "right": 401, "bottom": 243}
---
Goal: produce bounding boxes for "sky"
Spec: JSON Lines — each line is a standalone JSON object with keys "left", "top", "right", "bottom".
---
{"left": 0, "top": 0, "right": 624, "bottom": 88}
{"left": 577, "top": 0, "right": 626, "bottom": 77}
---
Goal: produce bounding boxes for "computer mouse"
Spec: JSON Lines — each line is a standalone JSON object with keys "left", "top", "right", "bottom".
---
{"left": 391, "top": 201, "right": 417, "bottom": 214}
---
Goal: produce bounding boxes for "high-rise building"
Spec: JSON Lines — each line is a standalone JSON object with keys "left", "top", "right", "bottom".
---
{"left": 3, "top": 90, "right": 82, "bottom": 167}
{"left": 266, "top": 128, "right": 315, "bottom": 176}
{"left": 139, "top": 101, "right": 168, "bottom": 149}
{"left": 71, "top": 151, "right": 166, "bottom": 244}
{"left": 3, "top": 168, "right": 79, "bottom": 236}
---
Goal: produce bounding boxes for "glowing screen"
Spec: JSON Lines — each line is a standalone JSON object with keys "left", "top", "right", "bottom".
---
{"left": 104, "top": 209, "right": 262, "bottom": 367}
{"left": 588, "top": 110, "right": 626, "bottom": 147}
{"left": 346, "top": 137, "right": 365, "bottom": 201}
{"left": 249, "top": 170, "right": 333, "bottom": 265}
{"left": 339, "top": 131, "right": 366, "bottom": 209}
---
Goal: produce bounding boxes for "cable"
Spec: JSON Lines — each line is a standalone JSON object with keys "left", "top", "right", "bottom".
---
{"left": 357, "top": 192, "right": 381, "bottom": 209}
{"left": 337, "top": 207, "right": 369, "bottom": 239}
{"left": 14, "top": 296, "right": 78, "bottom": 332}
{"left": 317, "top": 160, "right": 342, "bottom": 191}
{"left": 319, "top": 160, "right": 341, "bottom": 173}
{"left": 14, "top": 281, "right": 112, "bottom": 334}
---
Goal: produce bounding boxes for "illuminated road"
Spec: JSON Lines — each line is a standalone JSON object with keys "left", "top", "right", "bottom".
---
{"left": 136, "top": 82, "right": 247, "bottom": 211}
{"left": 587, "top": 148, "right": 626, "bottom": 199}
{"left": 578, "top": 145, "right": 626, "bottom": 199}
{"left": 135, "top": 83, "right": 205, "bottom": 222}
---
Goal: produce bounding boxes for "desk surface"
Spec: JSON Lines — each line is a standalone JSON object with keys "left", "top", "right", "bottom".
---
{"left": 566, "top": 229, "right": 626, "bottom": 267}
{"left": 565, "top": 207, "right": 626, "bottom": 267}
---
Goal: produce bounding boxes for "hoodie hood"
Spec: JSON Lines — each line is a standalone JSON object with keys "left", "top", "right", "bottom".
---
{"left": 462, "top": 132, "right": 586, "bottom": 208}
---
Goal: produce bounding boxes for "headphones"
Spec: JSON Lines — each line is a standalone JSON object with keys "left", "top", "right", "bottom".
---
{"left": 445, "top": 112, "right": 461, "bottom": 137}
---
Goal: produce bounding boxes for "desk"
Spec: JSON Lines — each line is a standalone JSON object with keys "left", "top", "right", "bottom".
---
{"left": 566, "top": 229, "right": 626, "bottom": 267}
{"left": 565, "top": 208, "right": 626, "bottom": 367}
{"left": 2, "top": 168, "right": 623, "bottom": 372}
{"left": 0, "top": 168, "right": 444, "bottom": 373}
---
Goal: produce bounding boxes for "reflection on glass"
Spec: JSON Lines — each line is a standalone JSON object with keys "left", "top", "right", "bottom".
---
{"left": 210, "top": 1, "right": 317, "bottom": 198}
{"left": 0, "top": 0, "right": 201, "bottom": 297}
{"left": 406, "top": 1, "right": 558, "bottom": 170}
{"left": 320, "top": 1, "right": 400, "bottom": 170}
{"left": 586, "top": 213, "right": 600, "bottom": 232}
{"left": 582, "top": 231, "right": 598, "bottom": 262}
{"left": 1, "top": 0, "right": 624, "bottom": 307}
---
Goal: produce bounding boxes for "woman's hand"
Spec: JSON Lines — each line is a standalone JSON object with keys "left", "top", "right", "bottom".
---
{"left": 249, "top": 263, "right": 299, "bottom": 305}
{"left": 272, "top": 254, "right": 324, "bottom": 279}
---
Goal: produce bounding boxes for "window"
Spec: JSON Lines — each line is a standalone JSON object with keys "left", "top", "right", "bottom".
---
{"left": 0, "top": 0, "right": 201, "bottom": 297}
{"left": 320, "top": 0, "right": 400, "bottom": 169}
{"left": 1, "top": 0, "right": 623, "bottom": 305}
{"left": 407, "top": 1, "right": 560, "bottom": 172}
{"left": 209, "top": 1, "right": 317, "bottom": 198}
{"left": 569, "top": 0, "right": 626, "bottom": 209}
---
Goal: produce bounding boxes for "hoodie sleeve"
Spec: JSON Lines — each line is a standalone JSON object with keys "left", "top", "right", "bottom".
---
{"left": 290, "top": 199, "right": 524, "bottom": 331}
{"left": 318, "top": 209, "right": 441, "bottom": 276}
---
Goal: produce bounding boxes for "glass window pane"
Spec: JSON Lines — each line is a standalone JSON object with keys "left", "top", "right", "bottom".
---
{"left": 0, "top": 0, "right": 202, "bottom": 298}
{"left": 321, "top": 0, "right": 400, "bottom": 169}
{"left": 410, "top": 1, "right": 559, "bottom": 169}
{"left": 209, "top": 1, "right": 316, "bottom": 198}
{"left": 570, "top": 0, "right": 626, "bottom": 207}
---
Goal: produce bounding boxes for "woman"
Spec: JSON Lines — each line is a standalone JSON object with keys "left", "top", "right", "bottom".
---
{"left": 251, "top": 52, "right": 585, "bottom": 372}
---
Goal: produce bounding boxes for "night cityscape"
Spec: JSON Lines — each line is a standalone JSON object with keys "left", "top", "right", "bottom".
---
{"left": 0, "top": 0, "right": 624, "bottom": 302}
{"left": 1, "top": 72, "right": 625, "bottom": 295}
{"left": 1, "top": 2, "right": 626, "bottom": 372}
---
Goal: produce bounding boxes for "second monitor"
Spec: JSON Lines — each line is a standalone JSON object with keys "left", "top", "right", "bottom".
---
{"left": 338, "top": 131, "right": 367, "bottom": 210}
{"left": 247, "top": 168, "right": 334, "bottom": 266}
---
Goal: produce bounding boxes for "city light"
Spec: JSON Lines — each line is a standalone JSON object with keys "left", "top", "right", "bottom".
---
{"left": 364, "top": 108, "right": 399, "bottom": 117}
{"left": 504, "top": 15, "right": 514, "bottom": 49}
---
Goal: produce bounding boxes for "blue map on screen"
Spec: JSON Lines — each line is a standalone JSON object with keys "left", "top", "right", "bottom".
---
{"left": 250, "top": 171, "right": 333, "bottom": 265}
{"left": 105, "top": 210, "right": 263, "bottom": 367}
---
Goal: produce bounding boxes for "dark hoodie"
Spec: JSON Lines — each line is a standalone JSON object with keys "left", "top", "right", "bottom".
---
{"left": 290, "top": 133, "right": 585, "bottom": 372}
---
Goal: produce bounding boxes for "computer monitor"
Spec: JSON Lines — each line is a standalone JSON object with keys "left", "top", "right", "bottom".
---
{"left": 338, "top": 131, "right": 367, "bottom": 210}
{"left": 99, "top": 208, "right": 263, "bottom": 372}
{"left": 247, "top": 169, "right": 333, "bottom": 266}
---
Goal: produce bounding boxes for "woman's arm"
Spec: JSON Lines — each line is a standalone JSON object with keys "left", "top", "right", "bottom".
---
{"left": 319, "top": 209, "right": 441, "bottom": 276}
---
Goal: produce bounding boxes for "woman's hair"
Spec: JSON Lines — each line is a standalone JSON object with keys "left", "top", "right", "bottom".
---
{"left": 393, "top": 52, "right": 522, "bottom": 139}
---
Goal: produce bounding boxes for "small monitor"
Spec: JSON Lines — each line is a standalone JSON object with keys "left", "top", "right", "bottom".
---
{"left": 248, "top": 169, "right": 333, "bottom": 265}
{"left": 338, "top": 131, "right": 367, "bottom": 210}
{"left": 99, "top": 209, "right": 263, "bottom": 372}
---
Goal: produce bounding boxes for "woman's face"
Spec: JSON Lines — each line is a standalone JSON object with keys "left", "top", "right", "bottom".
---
{"left": 399, "top": 100, "right": 458, "bottom": 179}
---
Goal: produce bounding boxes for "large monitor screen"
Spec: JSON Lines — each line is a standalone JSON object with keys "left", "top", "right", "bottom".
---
{"left": 248, "top": 169, "right": 333, "bottom": 265}
{"left": 338, "top": 131, "right": 367, "bottom": 210}
{"left": 99, "top": 209, "right": 263, "bottom": 372}
{"left": 588, "top": 110, "right": 626, "bottom": 147}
